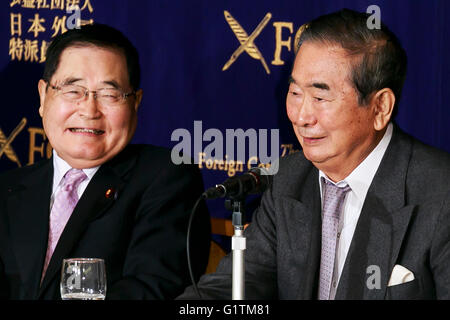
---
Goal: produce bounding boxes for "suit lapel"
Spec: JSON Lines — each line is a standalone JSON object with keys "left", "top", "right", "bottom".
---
{"left": 38, "top": 146, "right": 138, "bottom": 297}
{"left": 335, "top": 124, "right": 415, "bottom": 299}
{"left": 279, "top": 165, "right": 322, "bottom": 299}
{"left": 6, "top": 160, "right": 53, "bottom": 298}
{"left": 334, "top": 195, "right": 415, "bottom": 299}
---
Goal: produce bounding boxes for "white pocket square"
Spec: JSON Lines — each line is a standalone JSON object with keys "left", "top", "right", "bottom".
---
{"left": 388, "top": 264, "right": 415, "bottom": 287}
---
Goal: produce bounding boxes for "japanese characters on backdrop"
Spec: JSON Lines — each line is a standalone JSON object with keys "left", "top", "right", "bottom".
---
{"left": 9, "top": 0, "right": 95, "bottom": 63}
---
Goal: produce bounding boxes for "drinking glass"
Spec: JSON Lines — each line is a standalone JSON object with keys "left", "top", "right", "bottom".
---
{"left": 60, "top": 258, "right": 106, "bottom": 300}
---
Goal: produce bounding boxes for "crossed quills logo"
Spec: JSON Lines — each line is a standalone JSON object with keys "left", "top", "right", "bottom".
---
{"left": 0, "top": 118, "right": 27, "bottom": 167}
{"left": 221, "top": 10, "right": 309, "bottom": 74}
{"left": 0, "top": 118, "right": 54, "bottom": 168}
{"left": 220, "top": 5, "right": 381, "bottom": 73}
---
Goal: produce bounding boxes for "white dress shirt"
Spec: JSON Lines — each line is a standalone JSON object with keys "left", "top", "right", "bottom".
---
{"left": 318, "top": 123, "right": 393, "bottom": 291}
{"left": 51, "top": 150, "right": 100, "bottom": 209}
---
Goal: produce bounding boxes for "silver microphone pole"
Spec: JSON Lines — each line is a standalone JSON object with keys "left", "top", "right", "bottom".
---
{"left": 227, "top": 199, "right": 246, "bottom": 300}
{"left": 214, "top": 168, "right": 272, "bottom": 300}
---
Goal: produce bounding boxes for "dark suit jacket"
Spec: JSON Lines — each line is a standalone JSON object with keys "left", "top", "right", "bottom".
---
{"left": 0, "top": 144, "right": 211, "bottom": 300}
{"left": 179, "top": 125, "right": 450, "bottom": 299}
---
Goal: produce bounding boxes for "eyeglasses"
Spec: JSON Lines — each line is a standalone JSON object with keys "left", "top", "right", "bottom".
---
{"left": 49, "top": 83, "right": 136, "bottom": 107}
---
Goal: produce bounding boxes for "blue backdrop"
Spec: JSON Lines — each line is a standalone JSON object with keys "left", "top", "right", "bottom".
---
{"left": 1, "top": 0, "right": 449, "bottom": 250}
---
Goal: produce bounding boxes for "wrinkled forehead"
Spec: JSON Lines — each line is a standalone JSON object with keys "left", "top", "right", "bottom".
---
{"left": 292, "top": 41, "right": 358, "bottom": 88}
{"left": 52, "top": 45, "right": 130, "bottom": 87}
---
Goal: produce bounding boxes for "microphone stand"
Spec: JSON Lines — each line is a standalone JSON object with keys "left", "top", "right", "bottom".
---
{"left": 225, "top": 197, "right": 246, "bottom": 300}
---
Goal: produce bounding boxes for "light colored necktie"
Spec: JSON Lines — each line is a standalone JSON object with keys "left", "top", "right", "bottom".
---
{"left": 318, "top": 179, "right": 351, "bottom": 300}
{"left": 41, "top": 168, "right": 87, "bottom": 280}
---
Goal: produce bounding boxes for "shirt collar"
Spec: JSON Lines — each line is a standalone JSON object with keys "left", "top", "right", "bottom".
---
{"left": 52, "top": 150, "right": 100, "bottom": 187}
{"left": 319, "top": 122, "right": 393, "bottom": 201}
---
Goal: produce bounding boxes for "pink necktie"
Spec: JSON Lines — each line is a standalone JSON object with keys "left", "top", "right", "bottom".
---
{"left": 41, "top": 168, "right": 87, "bottom": 280}
{"left": 318, "top": 179, "right": 351, "bottom": 300}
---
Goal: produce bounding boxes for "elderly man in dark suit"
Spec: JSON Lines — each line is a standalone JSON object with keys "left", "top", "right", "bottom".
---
{"left": 0, "top": 24, "right": 210, "bottom": 300}
{"left": 178, "top": 9, "right": 450, "bottom": 300}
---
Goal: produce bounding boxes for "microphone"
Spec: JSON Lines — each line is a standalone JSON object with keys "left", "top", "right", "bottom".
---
{"left": 202, "top": 167, "right": 272, "bottom": 199}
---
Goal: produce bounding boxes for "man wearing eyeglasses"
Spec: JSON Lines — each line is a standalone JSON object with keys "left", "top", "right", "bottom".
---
{"left": 0, "top": 24, "right": 211, "bottom": 300}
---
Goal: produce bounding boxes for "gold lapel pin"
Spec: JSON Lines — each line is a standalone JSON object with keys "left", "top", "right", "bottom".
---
{"left": 105, "top": 188, "right": 116, "bottom": 199}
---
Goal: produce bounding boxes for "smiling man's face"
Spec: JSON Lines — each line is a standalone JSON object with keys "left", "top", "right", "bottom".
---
{"left": 38, "top": 45, "right": 142, "bottom": 169}
{"left": 286, "top": 41, "right": 380, "bottom": 181}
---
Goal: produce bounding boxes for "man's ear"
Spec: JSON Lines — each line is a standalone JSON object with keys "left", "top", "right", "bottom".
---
{"left": 133, "top": 89, "right": 143, "bottom": 112}
{"left": 38, "top": 79, "right": 47, "bottom": 117}
{"left": 371, "top": 88, "right": 395, "bottom": 131}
